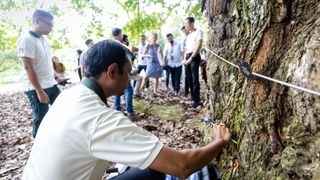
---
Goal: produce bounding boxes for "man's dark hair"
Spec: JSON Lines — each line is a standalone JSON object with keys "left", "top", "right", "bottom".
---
{"left": 166, "top": 33, "right": 173, "bottom": 38}
{"left": 140, "top": 34, "right": 146, "bottom": 38}
{"left": 186, "top": 17, "right": 195, "bottom": 23}
{"left": 32, "top": 9, "right": 54, "bottom": 21}
{"left": 83, "top": 40, "right": 129, "bottom": 78}
{"left": 181, "top": 26, "right": 185, "bottom": 31}
{"left": 112, "top": 28, "right": 122, "bottom": 37}
{"left": 122, "top": 34, "right": 129, "bottom": 46}
{"left": 76, "top": 49, "right": 82, "bottom": 56}
{"left": 85, "top": 39, "right": 93, "bottom": 45}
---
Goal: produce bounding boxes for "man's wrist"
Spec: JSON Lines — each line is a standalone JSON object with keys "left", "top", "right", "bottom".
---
{"left": 35, "top": 88, "right": 44, "bottom": 94}
{"left": 215, "top": 137, "right": 229, "bottom": 147}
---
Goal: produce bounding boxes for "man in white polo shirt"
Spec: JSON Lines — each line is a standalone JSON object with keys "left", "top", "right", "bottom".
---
{"left": 22, "top": 40, "right": 231, "bottom": 180}
{"left": 17, "top": 9, "right": 60, "bottom": 138}
{"left": 164, "top": 33, "right": 183, "bottom": 96}
{"left": 183, "top": 17, "right": 203, "bottom": 108}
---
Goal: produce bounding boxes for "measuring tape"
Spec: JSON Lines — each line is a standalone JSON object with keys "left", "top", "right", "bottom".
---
{"left": 206, "top": 48, "right": 320, "bottom": 96}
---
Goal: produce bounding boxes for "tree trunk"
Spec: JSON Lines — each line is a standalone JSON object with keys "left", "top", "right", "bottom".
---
{"left": 204, "top": 0, "right": 320, "bottom": 179}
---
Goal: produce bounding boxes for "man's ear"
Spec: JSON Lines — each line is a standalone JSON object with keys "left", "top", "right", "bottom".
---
{"left": 106, "top": 63, "right": 118, "bottom": 80}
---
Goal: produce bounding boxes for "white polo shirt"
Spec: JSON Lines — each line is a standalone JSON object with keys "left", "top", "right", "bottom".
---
{"left": 164, "top": 41, "right": 183, "bottom": 68}
{"left": 138, "top": 44, "right": 148, "bottom": 66}
{"left": 185, "top": 29, "right": 203, "bottom": 54}
{"left": 22, "top": 83, "right": 163, "bottom": 180}
{"left": 17, "top": 33, "right": 56, "bottom": 91}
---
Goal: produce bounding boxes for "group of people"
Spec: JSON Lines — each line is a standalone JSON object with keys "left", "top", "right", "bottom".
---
{"left": 73, "top": 17, "right": 205, "bottom": 120}
{"left": 17, "top": 9, "right": 231, "bottom": 180}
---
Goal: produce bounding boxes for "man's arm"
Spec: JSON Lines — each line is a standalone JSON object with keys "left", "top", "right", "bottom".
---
{"left": 149, "top": 125, "right": 231, "bottom": 179}
{"left": 22, "top": 57, "right": 49, "bottom": 104}
{"left": 163, "top": 47, "right": 168, "bottom": 65}
{"left": 159, "top": 47, "right": 164, "bottom": 60}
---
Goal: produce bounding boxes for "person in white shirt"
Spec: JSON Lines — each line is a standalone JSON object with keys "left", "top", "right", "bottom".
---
{"left": 133, "top": 34, "right": 149, "bottom": 96}
{"left": 183, "top": 17, "right": 203, "bottom": 108}
{"left": 180, "top": 26, "right": 191, "bottom": 97}
{"left": 164, "top": 33, "right": 183, "bottom": 96}
{"left": 80, "top": 39, "right": 95, "bottom": 76}
{"left": 17, "top": 9, "right": 60, "bottom": 138}
{"left": 22, "top": 39, "right": 231, "bottom": 180}
{"left": 112, "top": 28, "right": 137, "bottom": 120}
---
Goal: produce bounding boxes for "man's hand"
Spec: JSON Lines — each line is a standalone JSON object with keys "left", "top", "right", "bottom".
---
{"left": 36, "top": 89, "right": 49, "bottom": 104}
{"left": 184, "top": 58, "right": 192, "bottom": 65}
{"left": 212, "top": 124, "right": 232, "bottom": 145}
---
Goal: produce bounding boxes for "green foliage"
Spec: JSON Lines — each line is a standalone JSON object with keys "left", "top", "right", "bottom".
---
{"left": 70, "top": 0, "right": 103, "bottom": 15}
{"left": 0, "top": 18, "right": 20, "bottom": 51}
{"left": 0, "top": 0, "right": 37, "bottom": 11}
{"left": 184, "top": 0, "right": 205, "bottom": 22}
{"left": 0, "top": 50, "right": 20, "bottom": 73}
{"left": 49, "top": 4, "right": 62, "bottom": 17}
{"left": 83, "top": 18, "right": 105, "bottom": 40}
{"left": 0, "top": 0, "right": 205, "bottom": 83}
{"left": 114, "top": 0, "right": 182, "bottom": 44}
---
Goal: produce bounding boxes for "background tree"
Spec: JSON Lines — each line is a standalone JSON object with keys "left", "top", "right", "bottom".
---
{"left": 204, "top": 0, "right": 320, "bottom": 179}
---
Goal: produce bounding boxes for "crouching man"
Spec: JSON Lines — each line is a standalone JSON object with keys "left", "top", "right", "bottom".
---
{"left": 22, "top": 40, "right": 231, "bottom": 180}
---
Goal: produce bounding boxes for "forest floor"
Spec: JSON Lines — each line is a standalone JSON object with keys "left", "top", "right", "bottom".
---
{"left": 0, "top": 82, "right": 208, "bottom": 179}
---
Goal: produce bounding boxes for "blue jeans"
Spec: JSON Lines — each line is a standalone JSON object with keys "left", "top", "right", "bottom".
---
{"left": 169, "top": 66, "right": 182, "bottom": 93}
{"left": 114, "top": 83, "right": 134, "bottom": 115}
{"left": 25, "top": 85, "right": 60, "bottom": 138}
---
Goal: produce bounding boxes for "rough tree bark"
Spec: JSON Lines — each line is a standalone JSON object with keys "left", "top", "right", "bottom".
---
{"left": 204, "top": 0, "right": 320, "bottom": 179}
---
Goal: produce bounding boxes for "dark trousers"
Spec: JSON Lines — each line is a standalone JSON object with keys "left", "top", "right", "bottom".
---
{"left": 185, "top": 53, "right": 200, "bottom": 106}
{"left": 78, "top": 68, "right": 82, "bottom": 81}
{"left": 134, "top": 65, "right": 149, "bottom": 88}
{"left": 169, "top": 65, "right": 182, "bottom": 93}
{"left": 25, "top": 85, "right": 60, "bottom": 138}
{"left": 184, "top": 66, "right": 190, "bottom": 96}
{"left": 110, "top": 167, "right": 165, "bottom": 180}
{"left": 163, "top": 65, "right": 170, "bottom": 88}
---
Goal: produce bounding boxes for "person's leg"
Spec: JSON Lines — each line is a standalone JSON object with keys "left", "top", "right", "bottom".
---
{"left": 110, "top": 167, "right": 165, "bottom": 180}
{"left": 191, "top": 55, "right": 201, "bottom": 107}
{"left": 114, "top": 95, "right": 121, "bottom": 111}
{"left": 184, "top": 65, "right": 190, "bottom": 96}
{"left": 78, "top": 69, "right": 82, "bottom": 81}
{"left": 201, "top": 61, "right": 208, "bottom": 85}
{"left": 139, "top": 76, "right": 149, "bottom": 91}
{"left": 134, "top": 65, "right": 143, "bottom": 88}
{"left": 142, "top": 66, "right": 150, "bottom": 89}
{"left": 25, "top": 90, "right": 49, "bottom": 138}
{"left": 134, "top": 77, "right": 142, "bottom": 96}
{"left": 176, "top": 66, "right": 182, "bottom": 94}
{"left": 185, "top": 64, "right": 193, "bottom": 99}
{"left": 164, "top": 65, "right": 170, "bottom": 89}
{"left": 154, "top": 78, "right": 159, "bottom": 94}
{"left": 169, "top": 66, "right": 176, "bottom": 92}
{"left": 125, "top": 83, "right": 134, "bottom": 115}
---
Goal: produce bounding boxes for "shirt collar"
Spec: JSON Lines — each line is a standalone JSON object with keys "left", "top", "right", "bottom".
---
{"left": 29, "top": 31, "right": 41, "bottom": 38}
{"left": 81, "top": 77, "right": 108, "bottom": 106}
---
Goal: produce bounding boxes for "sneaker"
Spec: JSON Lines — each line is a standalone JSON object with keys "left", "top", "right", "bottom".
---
{"left": 134, "top": 94, "right": 142, "bottom": 99}
{"left": 128, "top": 114, "right": 139, "bottom": 121}
{"left": 192, "top": 101, "right": 199, "bottom": 108}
